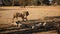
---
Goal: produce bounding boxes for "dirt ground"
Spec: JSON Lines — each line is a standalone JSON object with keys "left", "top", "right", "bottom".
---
{"left": 0, "top": 6, "right": 60, "bottom": 34}
{"left": 32, "top": 30, "right": 58, "bottom": 34}
{"left": 0, "top": 6, "right": 60, "bottom": 24}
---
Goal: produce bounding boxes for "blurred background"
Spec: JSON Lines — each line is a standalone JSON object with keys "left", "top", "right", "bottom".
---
{"left": 0, "top": 0, "right": 60, "bottom": 6}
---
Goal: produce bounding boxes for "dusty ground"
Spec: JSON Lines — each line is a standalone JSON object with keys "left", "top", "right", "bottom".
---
{"left": 0, "top": 6, "right": 60, "bottom": 24}
{"left": 32, "top": 30, "right": 58, "bottom": 34}
{"left": 0, "top": 6, "right": 60, "bottom": 34}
